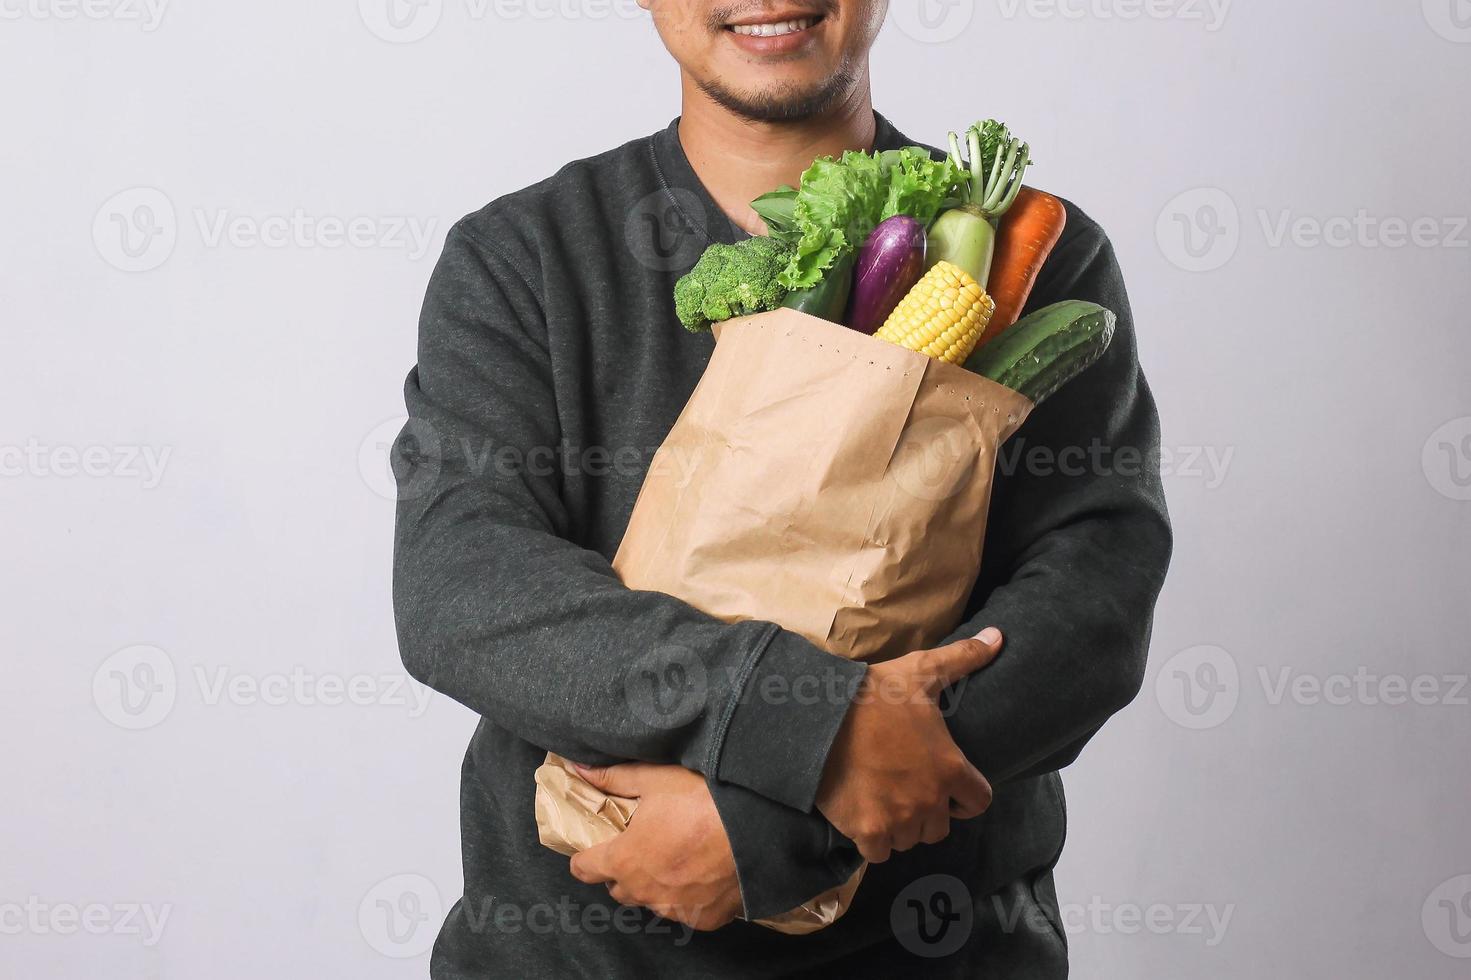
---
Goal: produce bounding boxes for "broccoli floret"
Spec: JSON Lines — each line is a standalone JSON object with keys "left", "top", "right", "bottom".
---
{"left": 673, "top": 236, "right": 792, "bottom": 333}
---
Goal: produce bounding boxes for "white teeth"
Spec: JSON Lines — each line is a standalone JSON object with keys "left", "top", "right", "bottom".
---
{"left": 731, "top": 17, "right": 815, "bottom": 37}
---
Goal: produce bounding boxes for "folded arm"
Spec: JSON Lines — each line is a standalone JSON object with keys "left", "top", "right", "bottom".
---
{"left": 392, "top": 223, "right": 866, "bottom": 811}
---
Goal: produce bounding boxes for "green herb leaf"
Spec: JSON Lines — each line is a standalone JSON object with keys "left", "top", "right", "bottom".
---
{"left": 750, "top": 186, "right": 798, "bottom": 240}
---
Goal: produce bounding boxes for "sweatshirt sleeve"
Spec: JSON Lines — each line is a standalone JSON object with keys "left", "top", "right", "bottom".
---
{"left": 392, "top": 222, "right": 866, "bottom": 811}
{"left": 707, "top": 778, "right": 864, "bottom": 921}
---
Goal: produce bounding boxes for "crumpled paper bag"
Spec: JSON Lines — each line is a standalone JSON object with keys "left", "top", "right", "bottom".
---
{"left": 535, "top": 308, "right": 1033, "bottom": 934}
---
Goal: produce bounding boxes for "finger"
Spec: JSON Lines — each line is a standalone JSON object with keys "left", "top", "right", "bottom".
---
{"left": 572, "top": 760, "right": 650, "bottom": 797}
{"left": 946, "top": 760, "right": 994, "bottom": 820}
{"left": 570, "top": 838, "right": 623, "bottom": 885}
{"left": 664, "top": 904, "right": 735, "bottom": 933}
{"left": 651, "top": 904, "right": 698, "bottom": 930}
{"left": 607, "top": 882, "right": 635, "bottom": 907}
{"left": 891, "top": 817, "right": 924, "bottom": 854}
{"left": 857, "top": 834, "right": 893, "bottom": 864}
{"left": 916, "top": 628, "right": 1004, "bottom": 691}
{"left": 920, "top": 813, "right": 951, "bottom": 846}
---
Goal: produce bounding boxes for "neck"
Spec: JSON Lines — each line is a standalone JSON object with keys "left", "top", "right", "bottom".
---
{"left": 676, "top": 76, "right": 876, "bottom": 236}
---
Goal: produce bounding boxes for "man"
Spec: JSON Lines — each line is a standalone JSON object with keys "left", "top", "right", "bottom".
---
{"left": 392, "top": 1, "right": 1171, "bottom": 976}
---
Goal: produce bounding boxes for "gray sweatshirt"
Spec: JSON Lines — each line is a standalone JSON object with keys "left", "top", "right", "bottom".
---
{"left": 392, "top": 113, "right": 1172, "bottom": 978}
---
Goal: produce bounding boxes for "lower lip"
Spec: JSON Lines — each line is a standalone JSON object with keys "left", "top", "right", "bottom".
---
{"left": 724, "top": 19, "right": 824, "bottom": 55}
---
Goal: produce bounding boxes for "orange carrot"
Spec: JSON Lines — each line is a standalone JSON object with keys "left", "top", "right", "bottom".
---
{"left": 981, "top": 187, "right": 1067, "bottom": 346}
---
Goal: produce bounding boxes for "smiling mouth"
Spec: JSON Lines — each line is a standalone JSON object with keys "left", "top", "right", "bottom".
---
{"left": 725, "top": 15, "right": 824, "bottom": 37}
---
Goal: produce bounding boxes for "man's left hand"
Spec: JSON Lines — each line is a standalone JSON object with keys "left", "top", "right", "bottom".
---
{"left": 569, "top": 762, "right": 743, "bottom": 932}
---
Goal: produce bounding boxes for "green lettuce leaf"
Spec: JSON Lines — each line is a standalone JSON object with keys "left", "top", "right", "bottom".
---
{"left": 879, "top": 149, "right": 965, "bottom": 229}
{"left": 774, "top": 146, "right": 963, "bottom": 291}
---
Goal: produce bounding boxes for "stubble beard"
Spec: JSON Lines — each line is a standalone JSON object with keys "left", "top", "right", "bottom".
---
{"left": 694, "top": 60, "right": 860, "bottom": 124}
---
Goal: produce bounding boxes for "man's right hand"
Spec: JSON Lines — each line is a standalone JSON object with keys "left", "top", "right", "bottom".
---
{"left": 814, "top": 628, "right": 1004, "bottom": 864}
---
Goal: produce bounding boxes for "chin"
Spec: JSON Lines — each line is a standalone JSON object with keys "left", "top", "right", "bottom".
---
{"left": 698, "top": 65, "right": 857, "bottom": 123}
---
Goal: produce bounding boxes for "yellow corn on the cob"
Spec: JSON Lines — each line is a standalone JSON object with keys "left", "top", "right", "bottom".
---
{"left": 874, "top": 261, "right": 995, "bottom": 365}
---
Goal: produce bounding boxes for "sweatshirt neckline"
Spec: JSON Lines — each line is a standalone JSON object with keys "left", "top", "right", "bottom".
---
{"left": 648, "top": 111, "right": 915, "bottom": 247}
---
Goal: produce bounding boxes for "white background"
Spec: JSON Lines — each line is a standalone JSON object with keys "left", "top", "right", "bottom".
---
{"left": 3, "top": 0, "right": 1470, "bottom": 976}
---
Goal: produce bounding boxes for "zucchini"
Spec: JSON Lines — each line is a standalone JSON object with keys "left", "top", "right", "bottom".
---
{"left": 962, "top": 300, "right": 1116, "bottom": 405}
{"left": 781, "top": 251, "right": 855, "bottom": 323}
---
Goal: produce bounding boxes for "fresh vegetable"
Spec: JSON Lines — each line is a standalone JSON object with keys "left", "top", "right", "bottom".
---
{"left": 875, "top": 149, "right": 964, "bottom": 232}
{"left": 781, "top": 251, "right": 855, "bottom": 323}
{"left": 845, "top": 216, "right": 926, "bottom": 335}
{"left": 673, "top": 236, "right": 793, "bottom": 332}
{"left": 981, "top": 187, "right": 1068, "bottom": 345}
{"left": 873, "top": 261, "right": 994, "bottom": 365}
{"left": 763, "top": 148, "right": 963, "bottom": 292}
{"left": 963, "top": 300, "right": 1115, "bottom": 404}
{"left": 750, "top": 185, "right": 797, "bottom": 234}
{"left": 926, "top": 120, "right": 1031, "bottom": 287}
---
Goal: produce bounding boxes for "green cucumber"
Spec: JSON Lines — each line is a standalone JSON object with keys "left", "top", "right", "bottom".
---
{"left": 781, "top": 251, "right": 854, "bottom": 323}
{"left": 963, "top": 300, "right": 1116, "bottom": 405}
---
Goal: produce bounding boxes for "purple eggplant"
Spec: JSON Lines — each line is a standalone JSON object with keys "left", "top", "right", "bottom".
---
{"left": 844, "top": 215, "right": 927, "bottom": 336}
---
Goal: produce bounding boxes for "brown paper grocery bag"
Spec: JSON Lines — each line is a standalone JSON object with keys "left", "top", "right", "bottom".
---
{"left": 535, "top": 308, "right": 1033, "bottom": 934}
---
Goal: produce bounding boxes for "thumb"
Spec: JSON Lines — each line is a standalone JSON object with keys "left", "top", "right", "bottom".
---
{"left": 916, "top": 627, "right": 1004, "bottom": 691}
{"left": 572, "top": 760, "right": 649, "bottom": 798}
